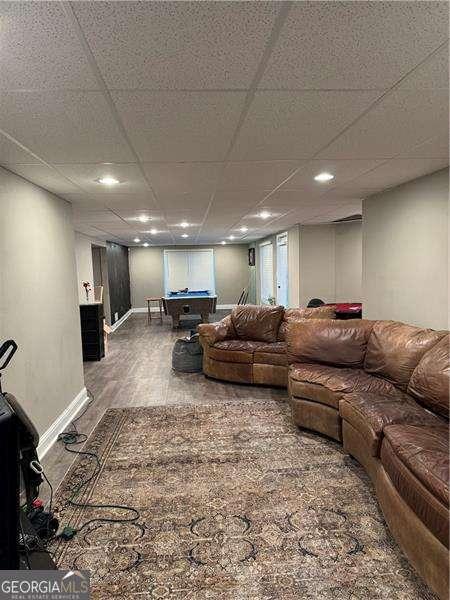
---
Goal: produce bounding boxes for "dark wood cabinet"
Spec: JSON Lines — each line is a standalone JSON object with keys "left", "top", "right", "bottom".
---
{"left": 80, "top": 303, "right": 105, "bottom": 361}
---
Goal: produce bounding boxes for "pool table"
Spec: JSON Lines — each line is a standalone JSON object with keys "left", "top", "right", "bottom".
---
{"left": 162, "top": 291, "right": 217, "bottom": 328}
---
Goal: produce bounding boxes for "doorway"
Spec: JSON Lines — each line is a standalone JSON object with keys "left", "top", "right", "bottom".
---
{"left": 276, "top": 233, "right": 288, "bottom": 307}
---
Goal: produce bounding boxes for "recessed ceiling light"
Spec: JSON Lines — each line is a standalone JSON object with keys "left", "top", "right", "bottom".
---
{"left": 314, "top": 172, "right": 334, "bottom": 182}
{"left": 240, "top": 226, "right": 248, "bottom": 233}
{"left": 97, "top": 176, "right": 119, "bottom": 186}
{"left": 149, "top": 228, "right": 157, "bottom": 235}
{"left": 259, "top": 211, "right": 271, "bottom": 219}
{"left": 133, "top": 237, "right": 141, "bottom": 243}
{"left": 221, "top": 241, "right": 227, "bottom": 245}
{"left": 181, "top": 233, "right": 189, "bottom": 238}
{"left": 228, "top": 235, "right": 235, "bottom": 240}
{"left": 138, "top": 215, "right": 150, "bottom": 223}
{"left": 143, "top": 242, "right": 149, "bottom": 247}
{"left": 180, "top": 221, "right": 189, "bottom": 228}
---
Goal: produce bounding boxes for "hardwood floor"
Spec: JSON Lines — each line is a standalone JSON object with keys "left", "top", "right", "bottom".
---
{"left": 42, "top": 311, "right": 287, "bottom": 493}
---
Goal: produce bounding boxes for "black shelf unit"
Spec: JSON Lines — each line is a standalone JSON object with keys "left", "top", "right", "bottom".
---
{"left": 80, "top": 303, "right": 105, "bottom": 361}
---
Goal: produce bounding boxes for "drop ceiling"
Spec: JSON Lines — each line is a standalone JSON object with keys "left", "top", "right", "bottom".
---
{"left": 0, "top": 1, "right": 448, "bottom": 246}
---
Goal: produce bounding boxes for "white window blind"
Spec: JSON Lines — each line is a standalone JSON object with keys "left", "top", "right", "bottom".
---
{"left": 164, "top": 249, "right": 215, "bottom": 294}
{"left": 259, "top": 241, "right": 274, "bottom": 304}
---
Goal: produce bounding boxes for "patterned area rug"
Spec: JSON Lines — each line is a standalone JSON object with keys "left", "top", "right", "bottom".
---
{"left": 52, "top": 401, "right": 435, "bottom": 599}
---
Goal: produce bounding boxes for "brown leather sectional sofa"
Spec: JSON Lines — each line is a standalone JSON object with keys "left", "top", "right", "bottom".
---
{"left": 198, "top": 304, "right": 336, "bottom": 388}
{"left": 199, "top": 306, "right": 449, "bottom": 599}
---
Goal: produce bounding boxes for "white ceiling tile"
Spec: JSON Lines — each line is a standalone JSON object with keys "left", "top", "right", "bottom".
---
{"left": 260, "top": 2, "right": 448, "bottom": 90}
{"left": 400, "top": 134, "right": 449, "bottom": 159}
{"left": 55, "top": 163, "right": 152, "bottom": 194}
{"left": 0, "top": 2, "right": 98, "bottom": 90}
{"left": 113, "top": 91, "right": 246, "bottom": 161}
{"left": 73, "top": 210, "right": 124, "bottom": 225}
{"left": 280, "top": 159, "right": 384, "bottom": 191}
{"left": 5, "top": 164, "right": 80, "bottom": 195}
{"left": 396, "top": 43, "right": 449, "bottom": 90}
{"left": 213, "top": 190, "right": 267, "bottom": 210}
{"left": 0, "top": 135, "right": 41, "bottom": 164}
{"left": 318, "top": 89, "right": 449, "bottom": 159}
{"left": 73, "top": 1, "right": 279, "bottom": 90}
{"left": 230, "top": 91, "right": 380, "bottom": 160}
{"left": 143, "top": 163, "right": 222, "bottom": 195}
{"left": 158, "top": 192, "right": 212, "bottom": 212}
{"left": 0, "top": 91, "right": 134, "bottom": 163}
{"left": 218, "top": 161, "right": 302, "bottom": 191}
{"left": 350, "top": 158, "right": 449, "bottom": 191}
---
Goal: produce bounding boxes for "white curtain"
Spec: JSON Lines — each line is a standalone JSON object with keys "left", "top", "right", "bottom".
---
{"left": 164, "top": 249, "right": 215, "bottom": 294}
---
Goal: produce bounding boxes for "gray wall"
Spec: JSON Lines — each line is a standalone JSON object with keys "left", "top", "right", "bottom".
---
{"left": 363, "top": 168, "right": 449, "bottom": 329}
{"left": 129, "top": 244, "right": 250, "bottom": 307}
{"left": 0, "top": 167, "right": 85, "bottom": 435}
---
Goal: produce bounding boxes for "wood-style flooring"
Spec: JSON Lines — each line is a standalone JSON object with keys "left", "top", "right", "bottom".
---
{"left": 42, "top": 311, "right": 287, "bottom": 493}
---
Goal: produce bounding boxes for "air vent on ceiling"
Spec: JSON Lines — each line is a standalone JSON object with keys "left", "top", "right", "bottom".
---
{"left": 333, "top": 214, "right": 362, "bottom": 223}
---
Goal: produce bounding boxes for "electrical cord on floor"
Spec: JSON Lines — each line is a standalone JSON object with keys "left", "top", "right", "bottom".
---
{"left": 55, "top": 389, "right": 140, "bottom": 540}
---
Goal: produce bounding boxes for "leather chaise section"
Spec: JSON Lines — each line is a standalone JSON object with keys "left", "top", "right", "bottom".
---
{"left": 381, "top": 429, "right": 449, "bottom": 548}
{"left": 289, "top": 363, "right": 402, "bottom": 409}
{"left": 340, "top": 392, "right": 445, "bottom": 456}
{"left": 383, "top": 424, "right": 449, "bottom": 506}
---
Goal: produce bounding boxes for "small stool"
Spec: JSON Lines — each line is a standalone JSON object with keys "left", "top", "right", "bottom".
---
{"left": 146, "top": 297, "right": 163, "bottom": 325}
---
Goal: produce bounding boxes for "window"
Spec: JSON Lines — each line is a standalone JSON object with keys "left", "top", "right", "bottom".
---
{"left": 259, "top": 241, "right": 274, "bottom": 304}
{"left": 164, "top": 249, "right": 215, "bottom": 294}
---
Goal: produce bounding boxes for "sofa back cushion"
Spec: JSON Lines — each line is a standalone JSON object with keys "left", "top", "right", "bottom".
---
{"left": 408, "top": 334, "right": 449, "bottom": 419}
{"left": 231, "top": 304, "right": 284, "bottom": 343}
{"left": 287, "top": 319, "right": 373, "bottom": 367}
{"left": 278, "top": 306, "right": 336, "bottom": 341}
{"left": 364, "top": 321, "right": 445, "bottom": 391}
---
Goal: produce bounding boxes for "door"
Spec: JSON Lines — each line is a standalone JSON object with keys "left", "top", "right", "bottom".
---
{"left": 276, "top": 233, "right": 288, "bottom": 307}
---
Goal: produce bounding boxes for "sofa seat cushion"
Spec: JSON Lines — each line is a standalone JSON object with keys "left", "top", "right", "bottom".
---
{"left": 381, "top": 425, "right": 449, "bottom": 547}
{"left": 340, "top": 392, "right": 445, "bottom": 457}
{"left": 209, "top": 340, "right": 264, "bottom": 363}
{"left": 289, "top": 363, "right": 401, "bottom": 409}
{"left": 254, "top": 341, "right": 287, "bottom": 366}
{"left": 383, "top": 424, "right": 449, "bottom": 505}
{"left": 231, "top": 305, "right": 284, "bottom": 343}
{"left": 364, "top": 321, "right": 445, "bottom": 391}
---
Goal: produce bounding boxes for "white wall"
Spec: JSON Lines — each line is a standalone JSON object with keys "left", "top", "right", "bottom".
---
{"left": 363, "top": 168, "right": 449, "bottom": 329}
{"left": 0, "top": 167, "right": 85, "bottom": 435}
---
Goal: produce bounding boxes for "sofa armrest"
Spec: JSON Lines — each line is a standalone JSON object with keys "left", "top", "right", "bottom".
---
{"left": 198, "top": 315, "right": 234, "bottom": 347}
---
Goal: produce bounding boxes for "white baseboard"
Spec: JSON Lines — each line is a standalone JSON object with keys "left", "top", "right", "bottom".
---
{"left": 110, "top": 308, "right": 132, "bottom": 332}
{"left": 37, "top": 387, "right": 89, "bottom": 459}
